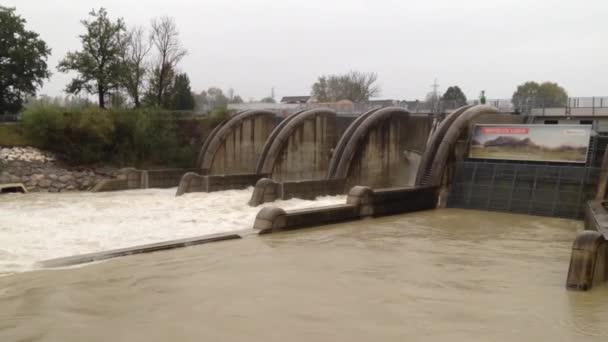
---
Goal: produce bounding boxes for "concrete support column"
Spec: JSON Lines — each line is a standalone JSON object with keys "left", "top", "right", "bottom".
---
{"left": 346, "top": 186, "right": 374, "bottom": 217}
{"left": 253, "top": 207, "right": 288, "bottom": 234}
{"left": 140, "top": 170, "right": 149, "bottom": 189}
{"left": 566, "top": 230, "right": 607, "bottom": 291}
{"left": 249, "top": 178, "right": 281, "bottom": 206}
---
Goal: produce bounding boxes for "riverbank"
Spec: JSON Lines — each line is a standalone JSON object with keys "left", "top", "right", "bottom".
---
{"left": 0, "top": 147, "right": 116, "bottom": 192}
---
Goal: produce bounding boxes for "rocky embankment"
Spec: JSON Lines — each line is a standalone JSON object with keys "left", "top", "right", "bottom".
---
{"left": 0, "top": 147, "right": 116, "bottom": 192}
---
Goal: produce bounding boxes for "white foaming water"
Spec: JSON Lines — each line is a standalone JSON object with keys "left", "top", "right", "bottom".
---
{"left": 0, "top": 188, "right": 345, "bottom": 273}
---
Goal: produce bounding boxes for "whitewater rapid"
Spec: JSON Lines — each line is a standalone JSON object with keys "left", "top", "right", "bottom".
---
{"left": 0, "top": 188, "right": 345, "bottom": 273}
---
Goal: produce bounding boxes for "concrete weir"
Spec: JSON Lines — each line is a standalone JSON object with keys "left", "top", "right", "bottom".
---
{"left": 40, "top": 185, "right": 439, "bottom": 268}
{"left": 566, "top": 200, "right": 608, "bottom": 291}
{"left": 39, "top": 232, "right": 243, "bottom": 268}
{"left": 92, "top": 168, "right": 197, "bottom": 192}
{"left": 176, "top": 172, "right": 268, "bottom": 196}
{"left": 248, "top": 178, "right": 346, "bottom": 206}
{"left": 253, "top": 185, "right": 439, "bottom": 234}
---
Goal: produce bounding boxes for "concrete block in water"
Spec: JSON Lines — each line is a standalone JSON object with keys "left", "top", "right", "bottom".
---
{"left": 254, "top": 204, "right": 359, "bottom": 235}
{"left": 0, "top": 183, "right": 27, "bottom": 194}
{"left": 253, "top": 207, "right": 287, "bottom": 233}
{"left": 346, "top": 186, "right": 374, "bottom": 217}
{"left": 566, "top": 230, "right": 607, "bottom": 291}
{"left": 566, "top": 200, "right": 608, "bottom": 291}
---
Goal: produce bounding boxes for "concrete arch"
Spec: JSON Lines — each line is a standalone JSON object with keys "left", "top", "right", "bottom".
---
{"left": 427, "top": 105, "right": 499, "bottom": 186}
{"left": 256, "top": 108, "right": 337, "bottom": 181}
{"left": 200, "top": 109, "right": 277, "bottom": 174}
{"left": 196, "top": 110, "right": 247, "bottom": 168}
{"left": 331, "top": 107, "right": 412, "bottom": 187}
{"left": 415, "top": 105, "right": 474, "bottom": 186}
{"left": 254, "top": 109, "right": 309, "bottom": 174}
{"left": 326, "top": 108, "right": 382, "bottom": 179}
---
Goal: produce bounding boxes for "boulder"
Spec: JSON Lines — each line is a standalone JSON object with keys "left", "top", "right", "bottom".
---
{"left": 58, "top": 174, "right": 72, "bottom": 183}
{"left": 38, "top": 179, "right": 52, "bottom": 188}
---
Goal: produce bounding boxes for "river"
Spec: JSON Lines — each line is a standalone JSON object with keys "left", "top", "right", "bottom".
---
{"left": 0, "top": 188, "right": 344, "bottom": 273}
{"left": 1, "top": 207, "right": 607, "bottom": 341}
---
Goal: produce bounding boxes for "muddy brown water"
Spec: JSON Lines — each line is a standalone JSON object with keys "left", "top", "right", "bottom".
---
{"left": 1, "top": 209, "right": 607, "bottom": 341}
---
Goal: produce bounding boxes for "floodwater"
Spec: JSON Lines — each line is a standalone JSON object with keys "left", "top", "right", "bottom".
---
{"left": 1, "top": 208, "right": 607, "bottom": 341}
{"left": 0, "top": 188, "right": 345, "bottom": 273}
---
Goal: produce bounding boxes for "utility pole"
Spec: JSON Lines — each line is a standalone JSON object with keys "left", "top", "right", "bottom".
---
{"left": 431, "top": 78, "right": 440, "bottom": 100}
{"left": 271, "top": 87, "right": 275, "bottom": 101}
{"left": 430, "top": 78, "right": 440, "bottom": 115}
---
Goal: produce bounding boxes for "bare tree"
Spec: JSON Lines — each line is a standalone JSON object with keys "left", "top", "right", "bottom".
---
{"left": 149, "top": 16, "right": 187, "bottom": 107}
{"left": 122, "top": 26, "right": 151, "bottom": 107}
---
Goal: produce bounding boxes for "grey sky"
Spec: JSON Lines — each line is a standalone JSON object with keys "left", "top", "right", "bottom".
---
{"left": 7, "top": 0, "right": 608, "bottom": 102}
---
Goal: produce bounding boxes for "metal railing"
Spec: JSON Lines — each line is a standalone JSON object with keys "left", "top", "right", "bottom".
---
{"left": 0, "top": 114, "right": 21, "bottom": 123}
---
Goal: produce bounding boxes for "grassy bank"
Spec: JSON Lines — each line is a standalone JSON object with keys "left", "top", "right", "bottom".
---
{"left": 0, "top": 124, "right": 32, "bottom": 147}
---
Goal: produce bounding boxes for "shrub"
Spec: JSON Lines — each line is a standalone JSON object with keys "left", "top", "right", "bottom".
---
{"left": 21, "top": 104, "right": 202, "bottom": 167}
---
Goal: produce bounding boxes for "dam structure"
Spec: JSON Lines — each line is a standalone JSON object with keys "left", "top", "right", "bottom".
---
{"left": 84, "top": 101, "right": 608, "bottom": 292}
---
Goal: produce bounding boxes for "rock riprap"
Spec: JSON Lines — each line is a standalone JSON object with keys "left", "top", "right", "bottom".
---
{"left": 0, "top": 147, "right": 116, "bottom": 192}
{"left": 0, "top": 147, "right": 55, "bottom": 163}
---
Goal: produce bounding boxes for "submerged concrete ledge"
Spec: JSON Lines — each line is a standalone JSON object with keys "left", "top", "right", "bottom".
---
{"left": 176, "top": 173, "right": 267, "bottom": 196}
{"left": 38, "top": 232, "right": 244, "bottom": 268}
{"left": 566, "top": 200, "right": 608, "bottom": 291}
{"left": 92, "top": 168, "right": 196, "bottom": 192}
{"left": 249, "top": 178, "right": 346, "bottom": 206}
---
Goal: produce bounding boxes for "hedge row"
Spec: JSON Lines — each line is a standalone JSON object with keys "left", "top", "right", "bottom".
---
{"left": 20, "top": 105, "right": 225, "bottom": 167}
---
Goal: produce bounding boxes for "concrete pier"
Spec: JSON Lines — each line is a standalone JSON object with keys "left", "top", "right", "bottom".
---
{"left": 566, "top": 200, "right": 608, "bottom": 291}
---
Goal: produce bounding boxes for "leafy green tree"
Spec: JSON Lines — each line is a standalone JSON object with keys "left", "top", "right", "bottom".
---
{"left": 57, "top": 8, "right": 126, "bottom": 109}
{"left": 311, "top": 71, "right": 380, "bottom": 102}
{"left": 143, "top": 64, "right": 175, "bottom": 108}
{"left": 441, "top": 86, "right": 467, "bottom": 107}
{"left": 512, "top": 81, "right": 568, "bottom": 108}
{"left": 168, "top": 73, "right": 195, "bottom": 110}
{"left": 0, "top": 7, "right": 51, "bottom": 114}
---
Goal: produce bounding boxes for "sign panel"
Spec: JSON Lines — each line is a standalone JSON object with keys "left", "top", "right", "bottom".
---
{"left": 468, "top": 124, "right": 592, "bottom": 163}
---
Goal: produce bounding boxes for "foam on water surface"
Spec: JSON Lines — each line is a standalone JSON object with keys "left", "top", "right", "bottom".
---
{"left": 0, "top": 188, "right": 345, "bottom": 273}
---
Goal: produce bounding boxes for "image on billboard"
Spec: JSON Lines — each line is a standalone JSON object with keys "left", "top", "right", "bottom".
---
{"left": 469, "top": 124, "right": 592, "bottom": 163}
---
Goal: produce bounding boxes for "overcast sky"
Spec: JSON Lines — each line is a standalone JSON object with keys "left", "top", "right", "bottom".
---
{"left": 7, "top": 0, "right": 608, "bottom": 102}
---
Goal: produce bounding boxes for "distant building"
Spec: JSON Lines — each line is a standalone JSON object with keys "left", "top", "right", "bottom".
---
{"left": 280, "top": 96, "right": 311, "bottom": 104}
{"left": 367, "top": 99, "right": 399, "bottom": 107}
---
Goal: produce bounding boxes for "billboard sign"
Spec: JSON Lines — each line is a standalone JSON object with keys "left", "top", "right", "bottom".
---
{"left": 469, "top": 124, "right": 592, "bottom": 163}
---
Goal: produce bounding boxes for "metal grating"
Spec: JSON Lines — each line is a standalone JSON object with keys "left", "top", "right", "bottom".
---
{"left": 448, "top": 162, "right": 599, "bottom": 219}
